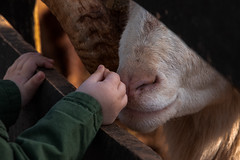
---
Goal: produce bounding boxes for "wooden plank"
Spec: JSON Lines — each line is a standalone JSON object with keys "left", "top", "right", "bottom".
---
{"left": 0, "top": 15, "right": 162, "bottom": 160}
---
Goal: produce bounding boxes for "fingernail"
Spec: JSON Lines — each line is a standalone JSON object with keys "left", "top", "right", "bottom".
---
{"left": 98, "top": 65, "right": 104, "bottom": 70}
{"left": 37, "top": 71, "right": 45, "bottom": 81}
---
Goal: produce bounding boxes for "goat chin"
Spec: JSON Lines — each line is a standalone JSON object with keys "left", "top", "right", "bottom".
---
{"left": 117, "top": 1, "right": 240, "bottom": 159}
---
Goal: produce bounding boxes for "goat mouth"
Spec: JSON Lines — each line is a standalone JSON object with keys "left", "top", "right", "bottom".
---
{"left": 123, "top": 96, "right": 178, "bottom": 119}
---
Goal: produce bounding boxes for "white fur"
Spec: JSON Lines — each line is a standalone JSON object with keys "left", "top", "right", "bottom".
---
{"left": 117, "top": 1, "right": 240, "bottom": 159}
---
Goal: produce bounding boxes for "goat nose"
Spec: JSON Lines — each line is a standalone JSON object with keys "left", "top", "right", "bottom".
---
{"left": 129, "top": 75, "right": 159, "bottom": 96}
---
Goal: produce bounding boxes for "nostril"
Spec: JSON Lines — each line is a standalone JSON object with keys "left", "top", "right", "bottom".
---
{"left": 136, "top": 83, "right": 146, "bottom": 91}
{"left": 153, "top": 76, "right": 159, "bottom": 84}
{"left": 135, "top": 76, "right": 159, "bottom": 91}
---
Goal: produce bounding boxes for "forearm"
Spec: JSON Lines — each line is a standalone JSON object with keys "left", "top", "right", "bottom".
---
{"left": 0, "top": 92, "right": 102, "bottom": 160}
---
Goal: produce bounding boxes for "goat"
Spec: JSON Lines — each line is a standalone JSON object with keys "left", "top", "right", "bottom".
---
{"left": 117, "top": 1, "right": 240, "bottom": 159}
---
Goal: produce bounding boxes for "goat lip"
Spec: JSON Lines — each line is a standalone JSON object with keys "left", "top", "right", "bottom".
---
{"left": 124, "top": 96, "right": 177, "bottom": 118}
{"left": 124, "top": 106, "right": 167, "bottom": 118}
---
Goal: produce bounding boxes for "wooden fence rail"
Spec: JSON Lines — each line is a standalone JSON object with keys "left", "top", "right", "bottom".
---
{"left": 0, "top": 15, "right": 162, "bottom": 160}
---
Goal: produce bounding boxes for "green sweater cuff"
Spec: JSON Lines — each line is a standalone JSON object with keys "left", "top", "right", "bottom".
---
{"left": 0, "top": 80, "right": 21, "bottom": 128}
{"left": 53, "top": 91, "right": 103, "bottom": 132}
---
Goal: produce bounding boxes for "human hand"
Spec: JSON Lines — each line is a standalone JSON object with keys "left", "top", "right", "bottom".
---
{"left": 3, "top": 52, "right": 54, "bottom": 107}
{"left": 77, "top": 65, "right": 128, "bottom": 125}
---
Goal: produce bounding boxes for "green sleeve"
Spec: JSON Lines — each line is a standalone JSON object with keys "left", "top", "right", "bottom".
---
{"left": 0, "top": 91, "right": 103, "bottom": 160}
{"left": 0, "top": 80, "right": 21, "bottom": 128}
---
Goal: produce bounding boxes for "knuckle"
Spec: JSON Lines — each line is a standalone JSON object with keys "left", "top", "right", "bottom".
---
{"left": 122, "top": 82, "right": 126, "bottom": 88}
{"left": 26, "top": 59, "right": 34, "bottom": 65}
{"left": 110, "top": 72, "right": 117, "bottom": 76}
{"left": 24, "top": 52, "right": 35, "bottom": 58}
{"left": 27, "top": 52, "right": 37, "bottom": 55}
{"left": 120, "top": 82, "right": 126, "bottom": 91}
{"left": 111, "top": 72, "right": 120, "bottom": 79}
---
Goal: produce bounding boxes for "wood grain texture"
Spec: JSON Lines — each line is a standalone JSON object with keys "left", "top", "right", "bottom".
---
{"left": 42, "top": 0, "right": 129, "bottom": 73}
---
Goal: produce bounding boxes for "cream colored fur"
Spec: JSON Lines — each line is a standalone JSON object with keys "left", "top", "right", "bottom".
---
{"left": 117, "top": 1, "right": 240, "bottom": 159}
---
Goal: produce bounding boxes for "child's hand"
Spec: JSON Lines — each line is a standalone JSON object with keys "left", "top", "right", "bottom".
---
{"left": 3, "top": 52, "right": 54, "bottom": 107}
{"left": 77, "top": 65, "right": 128, "bottom": 125}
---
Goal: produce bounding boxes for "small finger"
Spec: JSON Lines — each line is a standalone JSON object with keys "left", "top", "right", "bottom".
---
{"left": 104, "top": 72, "right": 121, "bottom": 86}
{"left": 41, "top": 60, "right": 54, "bottom": 69}
{"left": 34, "top": 55, "right": 54, "bottom": 69}
{"left": 25, "top": 71, "right": 45, "bottom": 89}
{"left": 22, "top": 55, "right": 53, "bottom": 76}
{"left": 15, "top": 53, "right": 34, "bottom": 70}
{"left": 88, "top": 65, "right": 105, "bottom": 82}
{"left": 103, "top": 69, "right": 110, "bottom": 78}
{"left": 22, "top": 71, "right": 45, "bottom": 106}
{"left": 14, "top": 53, "right": 30, "bottom": 64}
{"left": 15, "top": 53, "right": 41, "bottom": 71}
{"left": 46, "top": 58, "right": 54, "bottom": 63}
{"left": 24, "top": 71, "right": 45, "bottom": 93}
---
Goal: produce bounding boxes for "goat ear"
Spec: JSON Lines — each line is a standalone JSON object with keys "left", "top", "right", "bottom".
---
{"left": 42, "top": 0, "right": 129, "bottom": 73}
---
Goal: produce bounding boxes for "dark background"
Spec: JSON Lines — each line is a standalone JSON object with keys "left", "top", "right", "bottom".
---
{"left": 134, "top": 0, "right": 240, "bottom": 89}
{"left": 0, "top": 0, "right": 36, "bottom": 46}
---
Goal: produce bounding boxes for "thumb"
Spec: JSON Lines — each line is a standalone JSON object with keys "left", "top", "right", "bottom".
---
{"left": 88, "top": 65, "right": 105, "bottom": 82}
{"left": 22, "top": 71, "right": 45, "bottom": 106}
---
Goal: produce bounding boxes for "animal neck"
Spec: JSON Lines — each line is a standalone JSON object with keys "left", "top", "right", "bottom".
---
{"left": 163, "top": 87, "right": 240, "bottom": 160}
